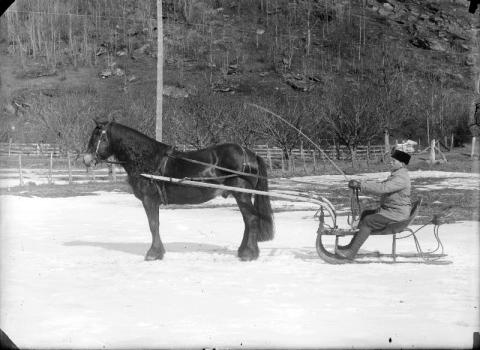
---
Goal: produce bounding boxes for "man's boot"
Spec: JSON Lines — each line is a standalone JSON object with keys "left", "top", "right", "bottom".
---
{"left": 335, "top": 225, "right": 371, "bottom": 260}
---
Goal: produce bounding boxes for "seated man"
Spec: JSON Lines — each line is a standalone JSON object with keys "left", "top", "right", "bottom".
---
{"left": 336, "top": 149, "right": 412, "bottom": 260}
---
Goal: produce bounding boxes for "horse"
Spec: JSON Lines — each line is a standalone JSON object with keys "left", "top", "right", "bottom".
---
{"left": 83, "top": 120, "right": 274, "bottom": 261}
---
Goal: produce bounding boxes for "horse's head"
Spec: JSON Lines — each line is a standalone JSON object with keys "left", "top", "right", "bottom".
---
{"left": 83, "top": 119, "right": 114, "bottom": 167}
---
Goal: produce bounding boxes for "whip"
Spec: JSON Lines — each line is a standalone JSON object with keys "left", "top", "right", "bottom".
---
{"left": 246, "top": 103, "right": 349, "bottom": 181}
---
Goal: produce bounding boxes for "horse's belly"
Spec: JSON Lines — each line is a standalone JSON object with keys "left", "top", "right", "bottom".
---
{"left": 165, "top": 185, "right": 225, "bottom": 205}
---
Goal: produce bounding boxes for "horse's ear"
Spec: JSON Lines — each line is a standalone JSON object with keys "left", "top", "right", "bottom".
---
{"left": 93, "top": 118, "right": 101, "bottom": 127}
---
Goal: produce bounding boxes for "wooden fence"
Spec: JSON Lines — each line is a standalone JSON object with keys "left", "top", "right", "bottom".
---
{"left": 1, "top": 142, "right": 387, "bottom": 160}
{"left": 251, "top": 144, "right": 385, "bottom": 161}
{"left": 0, "top": 142, "right": 389, "bottom": 187}
{"left": 0, "top": 154, "right": 127, "bottom": 187}
{"left": 0, "top": 142, "right": 64, "bottom": 157}
{"left": 249, "top": 144, "right": 386, "bottom": 172}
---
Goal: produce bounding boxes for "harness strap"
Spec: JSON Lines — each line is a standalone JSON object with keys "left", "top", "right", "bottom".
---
{"left": 154, "top": 148, "right": 174, "bottom": 205}
{"left": 167, "top": 153, "right": 265, "bottom": 180}
{"left": 94, "top": 130, "right": 107, "bottom": 156}
{"left": 153, "top": 180, "right": 168, "bottom": 205}
{"left": 93, "top": 123, "right": 126, "bottom": 164}
{"left": 240, "top": 146, "right": 249, "bottom": 174}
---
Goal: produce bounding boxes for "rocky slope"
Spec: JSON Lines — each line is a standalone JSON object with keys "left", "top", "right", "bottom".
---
{"left": 0, "top": 0, "right": 478, "bottom": 146}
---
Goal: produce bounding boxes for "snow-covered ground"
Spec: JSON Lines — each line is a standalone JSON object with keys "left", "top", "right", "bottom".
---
{"left": 0, "top": 171, "right": 479, "bottom": 348}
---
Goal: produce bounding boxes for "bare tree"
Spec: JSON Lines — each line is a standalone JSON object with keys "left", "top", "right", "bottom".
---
{"left": 25, "top": 88, "right": 99, "bottom": 153}
{"left": 256, "top": 93, "right": 319, "bottom": 159}
{"left": 321, "top": 79, "right": 381, "bottom": 166}
{"left": 165, "top": 92, "right": 239, "bottom": 149}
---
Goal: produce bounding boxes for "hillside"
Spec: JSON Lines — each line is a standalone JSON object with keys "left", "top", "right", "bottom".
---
{"left": 0, "top": 0, "right": 479, "bottom": 154}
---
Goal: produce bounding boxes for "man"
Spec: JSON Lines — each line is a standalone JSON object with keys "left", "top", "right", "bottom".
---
{"left": 336, "top": 149, "right": 412, "bottom": 260}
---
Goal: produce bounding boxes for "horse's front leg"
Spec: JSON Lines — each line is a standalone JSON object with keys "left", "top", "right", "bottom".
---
{"left": 142, "top": 195, "right": 165, "bottom": 261}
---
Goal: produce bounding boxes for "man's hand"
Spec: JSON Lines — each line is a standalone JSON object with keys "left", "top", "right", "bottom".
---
{"left": 348, "top": 179, "right": 361, "bottom": 190}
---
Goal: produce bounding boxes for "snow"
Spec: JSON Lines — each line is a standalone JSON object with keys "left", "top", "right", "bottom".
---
{"left": 0, "top": 171, "right": 479, "bottom": 348}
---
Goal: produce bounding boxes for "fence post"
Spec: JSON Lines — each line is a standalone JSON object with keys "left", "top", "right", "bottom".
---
{"left": 366, "top": 141, "right": 370, "bottom": 166}
{"left": 450, "top": 133, "right": 454, "bottom": 152}
{"left": 67, "top": 152, "right": 73, "bottom": 184}
{"left": 384, "top": 128, "right": 390, "bottom": 155}
{"left": 300, "top": 142, "right": 307, "bottom": 174}
{"left": 323, "top": 147, "right": 327, "bottom": 171}
{"left": 18, "top": 154, "right": 24, "bottom": 186}
{"left": 107, "top": 163, "right": 113, "bottom": 181}
{"left": 312, "top": 149, "right": 316, "bottom": 173}
{"left": 49, "top": 152, "right": 53, "bottom": 184}
{"left": 430, "top": 139, "right": 436, "bottom": 163}
{"left": 471, "top": 137, "right": 477, "bottom": 158}
{"left": 112, "top": 164, "right": 117, "bottom": 183}
{"left": 291, "top": 152, "right": 296, "bottom": 173}
{"left": 8, "top": 138, "right": 12, "bottom": 157}
{"left": 267, "top": 146, "right": 272, "bottom": 171}
{"left": 281, "top": 152, "right": 285, "bottom": 173}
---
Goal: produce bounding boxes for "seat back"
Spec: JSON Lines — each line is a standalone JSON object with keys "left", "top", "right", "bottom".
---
{"left": 406, "top": 198, "right": 423, "bottom": 225}
{"left": 373, "top": 198, "right": 422, "bottom": 235}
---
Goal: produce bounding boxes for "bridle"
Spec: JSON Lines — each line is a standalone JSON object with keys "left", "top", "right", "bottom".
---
{"left": 92, "top": 127, "right": 109, "bottom": 162}
{"left": 90, "top": 123, "right": 125, "bottom": 165}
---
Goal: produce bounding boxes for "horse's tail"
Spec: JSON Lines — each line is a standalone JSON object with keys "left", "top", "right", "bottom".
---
{"left": 254, "top": 155, "right": 275, "bottom": 242}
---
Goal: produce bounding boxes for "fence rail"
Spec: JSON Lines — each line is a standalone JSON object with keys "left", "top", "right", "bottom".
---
{"left": 251, "top": 144, "right": 386, "bottom": 161}
{"left": 0, "top": 161, "right": 127, "bottom": 188}
{"left": 0, "top": 142, "right": 64, "bottom": 157}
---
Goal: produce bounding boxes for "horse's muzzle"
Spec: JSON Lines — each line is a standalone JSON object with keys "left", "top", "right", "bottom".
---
{"left": 83, "top": 153, "right": 96, "bottom": 167}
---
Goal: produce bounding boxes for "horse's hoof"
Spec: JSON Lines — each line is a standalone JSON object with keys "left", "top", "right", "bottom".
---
{"left": 145, "top": 255, "right": 162, "bottom": 261}
{"left": 145, "top": 248, "right": 164, "bottom": 261}
{"left": 238, "top": 248, "right": 259, "bottom": 261}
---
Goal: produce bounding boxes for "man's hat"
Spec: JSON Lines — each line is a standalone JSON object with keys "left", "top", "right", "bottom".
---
{"left": 391, "top": 149, "right": 411, "bottom": 165}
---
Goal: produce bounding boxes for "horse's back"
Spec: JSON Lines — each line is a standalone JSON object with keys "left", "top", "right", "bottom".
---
{"left": 181, "top": 143, "right": 246, "bottom": 159}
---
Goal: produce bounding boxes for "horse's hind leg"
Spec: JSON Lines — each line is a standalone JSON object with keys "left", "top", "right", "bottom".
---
{"left": 142, "top": 195, "right": 165, "bottom": 260}
{"left": 233, "top": 193, "right": 260, "bottom": 261}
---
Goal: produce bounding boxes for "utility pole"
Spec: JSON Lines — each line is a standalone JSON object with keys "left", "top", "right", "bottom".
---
{"left": 156, "top": 0, "right": 163, "bottom": 141}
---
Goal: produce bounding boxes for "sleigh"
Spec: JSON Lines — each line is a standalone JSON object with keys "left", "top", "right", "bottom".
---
{"left": 315, "top": 198, "right": 451, "bottom": 264}
{"left": 141, "top": 173, "right": 451, "bottom": 264}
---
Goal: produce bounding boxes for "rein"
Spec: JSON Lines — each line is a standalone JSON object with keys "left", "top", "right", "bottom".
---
{"left": 105, "top": 159, "right": 126, "bottom": 165}
{"left": 347, "top": 188, "right": 362, "bottom": 228}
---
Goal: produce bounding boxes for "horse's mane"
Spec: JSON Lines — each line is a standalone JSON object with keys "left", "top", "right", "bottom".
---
{"left": 110, "top": 122, "right": 169, "bottom": 148}
{"left": 108, "top": 122, "right": 171, "bottom": 162}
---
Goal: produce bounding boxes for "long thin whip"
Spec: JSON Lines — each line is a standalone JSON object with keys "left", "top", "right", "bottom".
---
{"left": 246, "top": 102, "right": 349, "bottom": 181}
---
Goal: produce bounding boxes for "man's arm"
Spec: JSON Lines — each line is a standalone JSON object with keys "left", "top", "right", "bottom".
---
{"left": 360, "top": 173, "right": 407, "bottom": 195}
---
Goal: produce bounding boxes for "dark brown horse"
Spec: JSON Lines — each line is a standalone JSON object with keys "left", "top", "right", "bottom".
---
{"left": 83, "top": 120, "right": 274, "bottom": 261}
